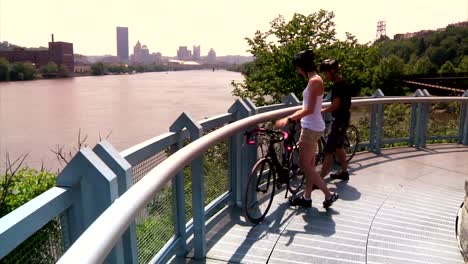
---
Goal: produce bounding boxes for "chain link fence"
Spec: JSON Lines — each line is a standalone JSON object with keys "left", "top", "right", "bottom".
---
{"left": 427, "top": 102, "right": 461, "bottom": 142}
{"left": 132, "top": 127, "right": 230, "bottom": 263}
{"left": 0, "top": 216, "right": 64, "bottom": 264}
{"left": 131, "top": 149, "right": 175, "bottom": 264}
{"left": 203, "top": 139, "right": 229, "bottom": 207}
{"left": 382, "top": 103, "right": 412, "bottom": 146}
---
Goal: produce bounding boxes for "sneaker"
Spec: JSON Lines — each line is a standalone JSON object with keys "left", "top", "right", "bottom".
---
{"left": 289, "top": 196, "right": 312, "bottom": 208}
{"left": 330, "top": 171, "right": 349, "bottom": 181}
{"left": 323, "top": 193, "right": 339, "bottom": 208}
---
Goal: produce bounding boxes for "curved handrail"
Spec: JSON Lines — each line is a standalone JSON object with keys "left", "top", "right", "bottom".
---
{"left": 57, "top": 96, "right": 468, "bottom": 263}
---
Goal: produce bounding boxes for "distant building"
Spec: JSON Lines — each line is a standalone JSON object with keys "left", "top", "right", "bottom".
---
{"left": 193, "top": 45, "right": 201, "bottom": 61}
{"left": 151, "top": 52, "right": 162, "bottom": 64}
{"left": 0, "top": 48, "right": 49, "bottom": 67}
{"left": 49, "top": 41, "right": 74, "bottom": 71}
{"left": 131, "top": 41, "right": 153, "bottom": 64}
{"left": 101, "top": 55, "right": 120, "bottom": 64}
{"left": 177, "top": 46, "right": 192, "bottom": 60}
{"left": 116, "top": 27, "right": 129, "bottom": 61}
{"left": 207, "top": 48, "right": 216, "bottom": 64}
{"left": 0, "top": 35, "right": 74, "bottom": 70}
{"left": 393, "top": 21, "right": 467, "bottom": 40}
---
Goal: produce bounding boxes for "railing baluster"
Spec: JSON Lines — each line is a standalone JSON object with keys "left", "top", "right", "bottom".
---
{"left": 228, "top": 100, "right": 252, "bottom": 208}
{"left": 461, "top": 90, "right": 468, "bottom": 145}
{"left": 170, "top": 113, "right": 205, "bottom": 260}
{"left": 93, "top": 141, "right": 138, "bottom": 263}
{"left": 371, "top": 89, "right": 385, "bottom": 153}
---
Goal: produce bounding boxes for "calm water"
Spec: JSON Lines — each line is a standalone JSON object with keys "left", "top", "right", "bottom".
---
{"left": 0, "top": 70, "right": 243, "bottom": 171}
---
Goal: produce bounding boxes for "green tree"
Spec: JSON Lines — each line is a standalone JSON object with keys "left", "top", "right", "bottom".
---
{"left": 10, "top": 62, "right": 37, "bottom": 81}
{"left": 40, "top": 62, "right": 58, "bottom": 74}
{"left": 0, "top": 58, "right": 9, "bottom": 81}
{"left": 232, "top": 10, "right": 337, "bottom": 104}
{"left": 372, "top": 55, "right": 406, "bottom": 95}
{"left": 321, "top": 33, "right": 379, "bottom": 96}
{"left": 416, "top": 38, "right": 427, "bottom": 56}
{"left": 91, "top": 62, "right": 106, "bottom": 75}
{"left": 439, "top": 61, "right": 455, "bottom": 76}
{"left": 413, "top": 56, "right": 438, "bottom": 76}
{"left": 459, "top": 56, "right": 468, "bottom": 72}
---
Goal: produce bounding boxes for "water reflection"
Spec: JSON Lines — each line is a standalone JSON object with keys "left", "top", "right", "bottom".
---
{"left": 0, "top": 70, "right": 242, "bottom": 171}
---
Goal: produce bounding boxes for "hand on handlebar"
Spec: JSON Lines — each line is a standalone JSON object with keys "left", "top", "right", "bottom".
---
{"left": 275, "top": 117, "right": 288, "bottom": 129}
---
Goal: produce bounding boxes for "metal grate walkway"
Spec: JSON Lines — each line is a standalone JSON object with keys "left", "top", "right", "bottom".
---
{"left": 173, "top": 144, "right": 468, "bottom": 264}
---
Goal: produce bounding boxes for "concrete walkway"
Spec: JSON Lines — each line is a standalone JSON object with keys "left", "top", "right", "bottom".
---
{"left": 175, "top": 144, "right": 468, "bottom": 264}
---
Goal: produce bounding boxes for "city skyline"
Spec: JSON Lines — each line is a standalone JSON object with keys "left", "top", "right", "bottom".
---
{"left": 0, "top": 0, "right": 466, "bottom": 56}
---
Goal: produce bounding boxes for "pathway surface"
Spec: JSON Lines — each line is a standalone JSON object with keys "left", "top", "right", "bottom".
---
{"left": 173, "top": 144, "right": 468, "bottom": 263}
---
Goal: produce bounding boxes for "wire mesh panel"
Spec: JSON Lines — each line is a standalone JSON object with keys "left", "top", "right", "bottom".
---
{"left": 427, "top": 102, "right": 461, "bottom": 143}
{"left": 382, "top": 103, "right": 412, "bottom": 146}
{"left": 135, "top": 185, "right": 174, "bottom": 264}
{"left": 0, "top": 216, "right": 64, "bottom": 264}
{"left": 131, "top": 149, "right": 175, "bottom": 264}
{"left": 132, "top": 151, "right": 168, "bottom": 184}
{"left": 352, "top": 105, "right": 370, "bottom": 147}
{"left": 203, "top": 139, "right": 229, "bottom": 206}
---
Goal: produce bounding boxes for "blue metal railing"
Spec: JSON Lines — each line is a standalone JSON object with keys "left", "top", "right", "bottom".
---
{"left": 1, "top": 89, "right": 467, "bottom": 264}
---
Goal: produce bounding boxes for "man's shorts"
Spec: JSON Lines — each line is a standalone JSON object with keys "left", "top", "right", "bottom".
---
{"left": 298, "top": 128, "right": 323, "bottom": 145}
{"left": 324, "top": 121, "right": 348, "bottom": 153}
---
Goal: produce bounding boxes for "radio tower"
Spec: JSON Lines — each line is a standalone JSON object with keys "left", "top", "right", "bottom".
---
{"left": 376, "top": 20, "right": 387, "bottom": 39}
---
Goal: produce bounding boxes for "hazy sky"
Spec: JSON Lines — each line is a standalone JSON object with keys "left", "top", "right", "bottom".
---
{"left": 0, "top": 0, "right": 466, "bottom": 56}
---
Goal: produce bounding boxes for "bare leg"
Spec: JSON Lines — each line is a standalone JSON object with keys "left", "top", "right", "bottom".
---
{"left": 300, "top": 142, "right": 332, "bottom": 199}
{"left": 335, "top": 148, "right": 348, "bottom": 172}
{"left": 319, "top": 153, "right": 334, "bottom": 178}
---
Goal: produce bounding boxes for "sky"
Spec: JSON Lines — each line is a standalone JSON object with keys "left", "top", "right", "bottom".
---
{"left": 0, "top": 0, "right": 466, "bottom": 57}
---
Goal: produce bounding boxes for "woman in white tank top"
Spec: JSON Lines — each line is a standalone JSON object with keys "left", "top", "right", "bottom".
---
{"left": 275, "top": 50, "right": 339, "bottom": 208}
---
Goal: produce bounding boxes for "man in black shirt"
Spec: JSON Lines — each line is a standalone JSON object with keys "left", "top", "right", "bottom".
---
{"left": 319, "top": 59, "right": 353, "bottom": 181}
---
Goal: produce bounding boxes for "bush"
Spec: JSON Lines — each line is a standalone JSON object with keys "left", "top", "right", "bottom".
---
{"left": 9, "top": 62, "right": 37, "bottom": 81}
{"left": 0, "top": 58, "right": 9, "bottom": 81}
{"left": 0, "top": 168, "right": 56, "bottom": 216}
{"left": 0, "top": 167, "right": 61, "bottom": 264}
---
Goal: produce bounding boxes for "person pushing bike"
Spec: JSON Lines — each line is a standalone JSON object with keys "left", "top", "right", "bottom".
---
{"left": 319, "top": 59, "right": 354, "bottom": 181}
{"left": 276, "top": 50, "right": 338, "bottom": 208}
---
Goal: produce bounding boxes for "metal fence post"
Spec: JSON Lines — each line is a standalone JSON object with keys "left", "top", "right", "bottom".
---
{"left": 93, "top": 141, "right": 138, "bottom": 264}
{"left": 409, "top": 90, "right": 424, "bottom": 146}
{"left": 461, "top": 90, "right": 468, "bottom": 145}
{"left": 168, "top": 126, "right": 188, "bottom": 257}
{"left": 170, "top": 113, "right": 205, "bottom": 260}
{"left": 413, "top": 89, "right": 431, "bottom": 148}
{"left": 370, "top": 89, "right": 384, "bottom": 154}
{"left": 242, "top": 99, "right": 259, "bottom": 205}
{"left": 56, "top": 148, "right": 123, "bottom": 264}
{"left": 228, "top": 100, "right": 251, "bottom": 208}
{"left": 419, "top": 89, "right": 431, "bottom": 147}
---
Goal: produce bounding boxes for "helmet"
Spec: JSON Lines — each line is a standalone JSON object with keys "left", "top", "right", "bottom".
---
{"left": 292, "top": 50, "right": 316, "bottom": 72}
{"left": 320, "top": 59, "right": 339, "bottom": 72}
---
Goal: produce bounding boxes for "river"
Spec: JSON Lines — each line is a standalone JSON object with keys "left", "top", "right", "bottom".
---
{"left": 0, "top": 70, "right": 243, "bottom": 172}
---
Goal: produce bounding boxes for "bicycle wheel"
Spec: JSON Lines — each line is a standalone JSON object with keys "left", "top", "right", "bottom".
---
{"left": 287, "top": 144, "right": 304, "bottom": 194}
{"left": 244, "top": 158, "right": 276, "bottom": 224}
{"left": 344, "top": 125, "right": 359, "bottom": 162}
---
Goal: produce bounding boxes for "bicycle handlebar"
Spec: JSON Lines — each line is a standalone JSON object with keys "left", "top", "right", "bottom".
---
{"left": 244, "top": 128, "right": 289, "bottom": 145}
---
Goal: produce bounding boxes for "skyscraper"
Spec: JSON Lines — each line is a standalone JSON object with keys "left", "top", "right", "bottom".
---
{"left": 207, "top": 48, "right": 216, "bottom": 63}
{"left": 116, "top": 27, "right": 129, "bottom": 61}
{"left": 193, "top": 45, "right": 201, "bottom": 61}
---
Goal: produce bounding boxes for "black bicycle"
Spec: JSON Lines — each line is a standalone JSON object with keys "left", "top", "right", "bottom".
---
{"left": 316, "top": 122, "right": 360, "bottom": 165}
{"left": 244, "top": 124, "right": 304, "bottom": 224}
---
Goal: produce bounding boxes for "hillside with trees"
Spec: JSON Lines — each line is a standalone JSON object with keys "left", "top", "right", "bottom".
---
{"left": 232, "top": 10, "right": 467, "bottom": 103}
